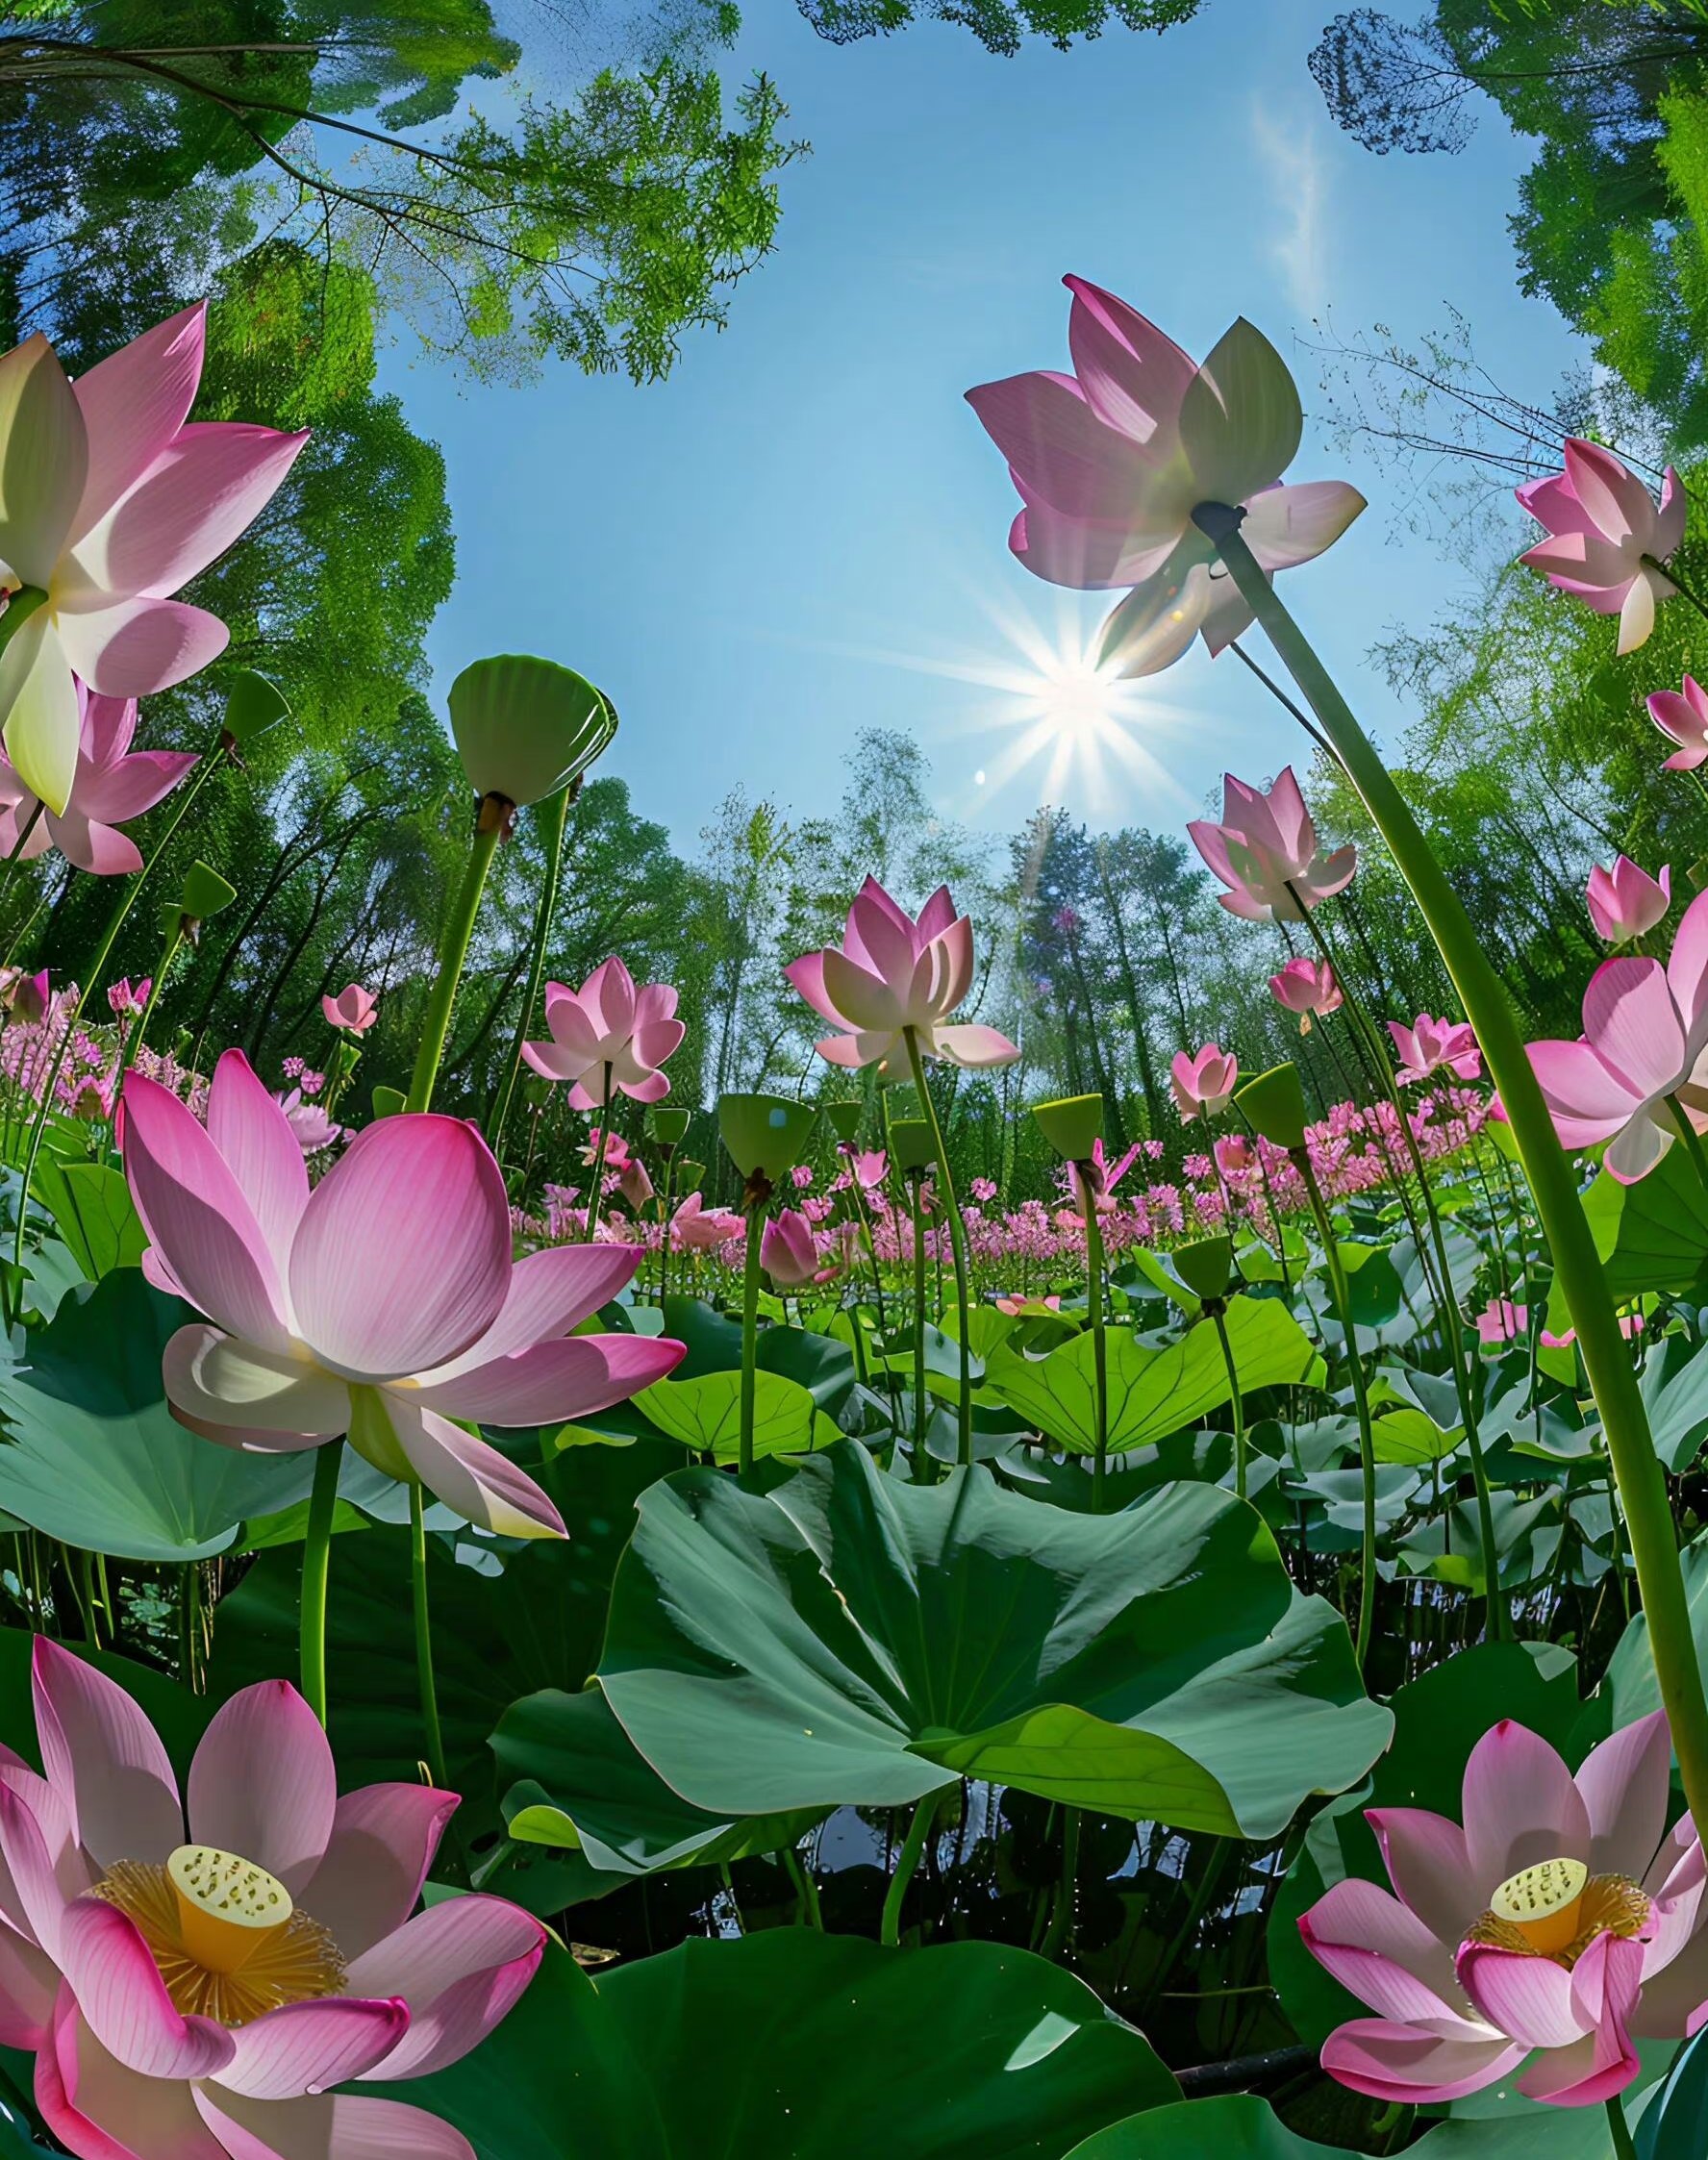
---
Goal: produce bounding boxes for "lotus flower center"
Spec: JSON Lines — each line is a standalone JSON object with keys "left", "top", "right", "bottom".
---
{"left": 1466, "top": 1854, "right": 1649, "bottom": 1967}
{"left": 90, "top": 1846, "right": 345, "bottom": 2025}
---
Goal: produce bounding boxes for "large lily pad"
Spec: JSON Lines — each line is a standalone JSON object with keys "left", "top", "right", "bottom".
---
{"left": 1065, "top": 2096, "right": 1621, "bottom": 2159}
{"left": 0, "top": 1271, "right": 311, "bottom": 1560}
{"left": 1586, "top": 1149, "right": 1708, "bottom": 1301}
{"left": 414, "top": 1931, "right": 1177, "bottom": 2160}
{"left": 597, "top": 1441, "right": 1390, "bottom": 1838}
{"left": 984, "top": 1295, "right": 1322, "bottom": 1456}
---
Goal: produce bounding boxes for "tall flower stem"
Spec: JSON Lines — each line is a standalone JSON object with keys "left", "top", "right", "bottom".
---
{"left": 902, "top": 1027, "right": 974, "bottom": 1468}
{"left": 1210, "top": 1303, "right": 1247, "bottom": 1502}
{"left": 1079, "top": 1177, "right": 1110, "bottom": 1512}
{"left": 1604, "top": 2097, "right": 1638, "bottom": 2160}
{"left": 299, "top": 1440, "right": 344, "bottom": 1728}
{"left": 880, "top": 1796, "right": 936, "bottom": 1947}
{"left": 1205, "top": 505, "right": 1708, "bottom": 1805}
{"left": 739, "top": 1198, "right": 765, "bottom": 1479}
{"left": 405, "top": 794, "right": 506, "bottom": 1114}
{"left": 410, "top": 1482, "right": 450, "bottom": 1791}
{"left": 490, "top": 781, "right": 574, "bottom": 1168}
{"left": 909, "top": 1171, "right": 930, "bottom": 1479}
{"left": 584, "top": 1070, "right": 615, "bottom": 1242}
{"left": 1296, "top": 1146, "right": 1379, "bottom": 1670}
{"left": 1292, "top": 892, "right": 1506, "bottom": 1641}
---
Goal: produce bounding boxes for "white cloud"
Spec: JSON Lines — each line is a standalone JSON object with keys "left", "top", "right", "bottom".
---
{"left": 1250, "top": 98, "right": 1331, "bottom": 321}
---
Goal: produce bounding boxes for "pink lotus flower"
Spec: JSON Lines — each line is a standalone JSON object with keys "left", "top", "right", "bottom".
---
{"left": 968, "top": 1176, "right": 998, "bottom": 1202}
{"left": 522, "top": 957, "right": 683, "bottom": 1109}
{"left": 2, "top": 967, "right": 50, "bottom": 1023}
{"left": 762, "top": 1208, "right": 836, "bottom": 1288}
{"left": 1299, "top": 1713, "right": 1708, "bottom": 2106}
{"left": 0, "top": 689, "right": 194, "bottom": 876}
{"left": 1527, "top": 885, "right": 1708, "bottom": 1182}
{"left": 1543, "top": 1312, "right": 1645, "bottom": 1352}
{"left": 995, "top": 1293, "right": 1062, "bottom": 1316}
{"left": 1270, "top": 956, "right": 1343, "bottom": 1027}
{"left": 121, "top": 1049, "right": 683, "bottom": 1536}
{"left": 274, "top": 1088, "right": 342, "bottom": 1158}
{"left": 1214, "top": 1134, "right": 1256, "bottom": 1177}
{"left": 1066, "top": 1137, "right": 1142, "bottom": 1215}
{"left": 1587, "top": 858, "right": 1671, "bottom": 946}
{"left": 616, "top": 1156, "right": 654, "bottom": 1210}
{"left": 108, "top": 976, "right": 150, "bottom": 1017}
{"left": 843, "top": 1147, "right": 889, "bottom": 1191}
{"left": 1189, "top": 769, "right": 1356, "bottom": 923}
{"left": 1518, "top": 440, "right": 1685, "bottom": 655}
{"left": 1648, "top": 675, "right": 1708, "bottom": 771}
{"left": 786, "top": 877, "right": 1018, "bottom": 1072}
{"left": 964, "top": 277, "right": 1364, "bottom": 677}
{"left": 0, "top": 305, "right": 308, "bottom": 813}
{"left": 321, "top": 985, "right": 378, "bottom": 1036}
{"left": 1171, "top": 1042, "right": 1239, "bottom": 1121}
{"left": 1474, "top": 1297, "right": 1529, "bottom": 1346}
{"left": 670, "top": 1192, "right": 744, "bottom": 1250}
{"left": 1388, "top": 1013, "right": 1482, "bottom": 1086}
{"left": 0, "top": 1637, "right": 541, "bottom": 2160}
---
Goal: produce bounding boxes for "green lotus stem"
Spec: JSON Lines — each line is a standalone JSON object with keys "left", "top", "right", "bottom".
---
{"left": 1298, "top": 897, "right": 1507, "bottom": 1640}
{"left": 584, "top": 1070, "right": 615, "bottom": 1241}
{"left": 909, "top": 1171, "right": 930, "bottom": 1480}
{"left": 490, "top": 781, "right": 573, "bottom": 1165}
{"left": 903, "top": 1026, "right": 973, "bottom": 1467}
{"left": 1604, "top": 2097, "right": 1638, "bottom": 2160}
{"left": 1080, "top": 1180, "right": 1110, "bottom": 1512}
{"left": 880, "top": 1795, "right": 935, "bottom": 1947}
{"left": 782, "top": 1846, "right": 823, "bottom": 1929}
{"left": 1039, "top": 1806, "right": 1080, "bottom": 1962}
{"left": 405, "top": 795, "right": 505, "bottom": 1114}
{"left": 846, "top": 1174, "right": 905, "bottom": 1442}
{"left": 1206, "top": 507, "right": 1708, "bottom": 1810}
{"left": 739, "top": 1202, "right": 764, "bottom": 1479}
{"left": 1668, "top": 1094, "right": 1708, "bottom": 1194}
{"left": 1210, "top": 1304, "right": 1247, "bottom": 1502}
{"left": 299, "top": 1441, "right": 343, "bottom": 1727}
{"left": 410, "top": 1481, "right": 451, "bottom": 1791}
{"left": 1296, "top": 1148, "right": 1378, "bottom": 1671}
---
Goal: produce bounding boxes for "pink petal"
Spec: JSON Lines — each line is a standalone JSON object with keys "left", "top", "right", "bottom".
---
{"left": 38, "top": 1995, "right": 229, "bottom": 2160}
{"left": 298, "top": 1786, "right": 458, "bottom": 1963}
{"left": 1562, "top": 439, "right": 1648, "bottom": 546}
{"left": 1297, "top": 1878, "right": 1458, "bottom": 2015}
{"left": 1461, "top": 1720, "right": 1591, "bottom": 1889}
{"left": 1319, "top": 2017, "right": 1523, "bottom": 2105}
{"left": 1574, "top": 1712, "right": 1670, "bottom": 1881}
{"left": 75, "top": 746, "right": 196, "bottom": 827}
{"left": 121, "top": 1071, "right": 291, "bottom": 1348}
{"left": 925, "top": 914, "right": 974, "bottom": 1017}
{"left": 615, "top": 1067, "right": 670, "bottom": 1104}
{"left": 56, "top": 595, "right": 230, "bottom": 699}
{"left": 847, "top": 890, "right": 919, "bottom": 992}
{"left": 68, "top": 419, "right": 309, "bottom": 600}
{"left": 1526, "top": 1037, "right": 1642, "bottom": 1146}
{"left": 1670, "top": 886, "right": 1708, "bottom": 1031}
{"left": 289, "top": 1118, "right": 510, "bottom": 1382}
{"left": 932, "top": 1024, "right": 1021, "bottom": 1069}
{"left": 1011, "top": 495, "right": 1176, "bottom": 591}
{"left": 31, "top": 1640, "right": 182, "bottom": 1871}
{"left": 1518, "top": 1934, "right": 1643, "bottom": 2104}
{"left": 1241, "top": 479, "right": 1367, "bottom": 570}
{"left": 0, "top": 334, "right": 88, "bottom": 588}
{"left": 629, "top": 1017, "right": 685, "bottom": 1071}
{"left": 1457, "top": 1945, "right": 1585, "bottom": 2049}
{"left": 1063, "top": 274, "right": 1196, "bottom": 444}
{"left": 1366, "top": 1807, "right": 1479, "bottom": 1947}
{"left": 963, "top": 369, "right": 1157, "bottom": 525}
{"left": 343, "top": 1896, "right": 544, "bottom": 2081}
{"left": 815, "top": 1029, "right": 892, "bottom": 1069}
{"left": 57, "top": 1897, "right": 234, "bottom": 2079}
{"left": 783, "top": 953, "right": 849, "bottom": 1029}
{"left": 188, "top": 1683, "right": 336, "bottom": 1898}
{"left": 1519, "top": 468, "right": 1597, "bottom": 540}
{"left": 195, "top": 2087, "right": 475, "bottom": 2160}
{"left": 207, "top": 1051, "right": 311, "bottom": 1286}
{"left": 68, "top": 304, "right": 206, "bottom": 540}
{"left": 1606, "top": 1109, "right": 1674, "bottom": 1185}
{"left": 538, "top": 984, "right": 601, "bottom": 1068}
{"left": 214, "top": 1996, "right": 408, "bottom": 2102}
{"left": 821, "top": 947, "right": 904, "bottom": 1033}
{"left": 632, "top": 981, "right": 679, "bottom": 1028}
{"left": 0, "top": 1918, "right": 55, "bottom": 2049}
{"left": 581, "top": 955, "right": 636, "bottom": 1044}
{"left": 414, "top": 1332, "right": 685, "bottom": 1426}
{"left": 519, "top": 1037, "right": 587, "bottom": 1084}
{"left": 47, "top": 809, "right": 140, "bottom": 876}
{"left": 423, "top": 1244, "right": 641, "bottom": 1378}
{"left": 0, "top": 1779, "right": 74, "bottom": 1965}
{"left": 378, "top": 1397, "right": 565, "bottom": 1540}
{"left": 163, "top": 1325, "right": 350, "bottom": 1445}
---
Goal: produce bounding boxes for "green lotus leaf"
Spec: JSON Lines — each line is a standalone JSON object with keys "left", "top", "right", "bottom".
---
{"left": 596, "top": 1441, "right": 1389, "bottom": 1838}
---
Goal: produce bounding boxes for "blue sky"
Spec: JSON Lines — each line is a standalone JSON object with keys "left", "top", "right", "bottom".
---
{"left": 384, "top": 0, "right": 1581, "bottom": 853}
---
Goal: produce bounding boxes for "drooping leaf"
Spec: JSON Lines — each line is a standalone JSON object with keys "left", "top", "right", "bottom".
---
{"left": 597, "top": 1441, "right": 1390, "bottom": 1838}
{"left": 29, "top": 1162, "right": 146, "bottom": 1280}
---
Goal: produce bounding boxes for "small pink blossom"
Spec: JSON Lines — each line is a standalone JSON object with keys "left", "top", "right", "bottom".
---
{"left": 322, "top": 983, "right": 379, "bottom": 1035}
{"left": 1189, "top": 768, "right": 1356, "bottom": 923}
{"left": 1518, "top": 440, "right": 1685, "bottom": 655}
{"left": 1586, "top": 858, "right": 1671, "bottom": 946}
{"left": 1270, "top": 955, "right": 1343, "bottom": 1027}
{"left": 1648, "top": 675, "right": 1708, "bottom": 771}
{"left": 1389, "top": 1013, "right": 1482, "bottom": 1086}
{"left": 1171, "top": 1042, "right": 1239, "bottom": 1120}
{"left": 523, "top": 957, "right": 685, "bottom": 1109}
